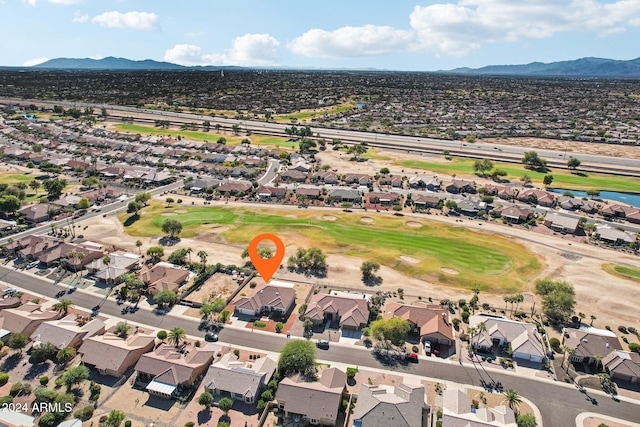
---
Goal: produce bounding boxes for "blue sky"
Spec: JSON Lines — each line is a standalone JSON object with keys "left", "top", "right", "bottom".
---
{"left": 2, "top": 0, "right": 640, "bottom": 70}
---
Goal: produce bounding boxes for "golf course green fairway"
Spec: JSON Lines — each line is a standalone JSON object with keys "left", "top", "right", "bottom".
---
{"left": 121, "top": 203, "right": 541, "bottom": 292}
{"left": 602, "top": 264, "right": 640, "bottom": 284}
{"left": 395, "top": 158, "right": 640, "bottom": 193}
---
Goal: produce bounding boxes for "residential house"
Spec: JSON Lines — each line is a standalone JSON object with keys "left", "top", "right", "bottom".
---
{"left": 134, "top": 343, "right": 218, "bottom": 398}
{"left": 409, "top": 175, "right": 440, "bottom": 191}
{"left": 234, "top": 281, "right": 296, "bottom": 317}
{"left": 139, "top": 263, "right": 190, "bottom": 296}
{"left": 544, "top": 213, "right": 579, "bottom": 234}
{"left": 296, "top": 187, "right": 321, "bottom": 200}
{"left": 280, "top": 169, "right": 308, "bottom": 183}
{"left": 18, "top": 203, "right": 50, "bottom": 224}
{"left": 3, "top": 235, "right": 60, "bottom": 258}
{"left": 562, "top": 327, "right": 623, "bottom": 366}
{"left": 603, "top": 351, "right": 640, "bottom": 384}
{"left": 412, "top": 194, "right": 441, "bottom": 210}
{"left": 328, "top": 189, "right": 362, "bottom": 203}
{"left": 442, "top": 389, "right": 517, "bottom": 427}
{"left": 184, "top": 178, "right": 221, "bottom": 193}
{"left": 0, "top": 303, "right": 60, "bottom": 337}
{"left": 352, "top": 383, "right": 426, "bottom": 427}
{"left": 390, "top": 175, "right": 404, "bottom": 188}
{"left": 344, "top": 173, "right": 370, "bottom": 186}
{"left": 0, "top": 410, "right": 36, "bottom": 427}
{"left": 142, "top": 171, "right": 173, "bottom": 185}
{"left": 483, "top": 185, "right": 516, "bottom": 200}
{"left": 469, "top": 315, "right": 546, "bottom": 363}
{"left": 216, "top": 181, "right": 252, "bottom": 196}
{"left": 445, "top": 180, "right": 476, "bottom": 194}
{"left": 491, "top": 206, "right": 534, "bottom": 224}
{"left": 37, "top": 242, "right": 104, "bottom": 270}
{"left": 367, "top": 192, "right": 401, "bottom": 206}
{"left": 256, "top": 186, "right": 287, "bottom": 199}
{"left": 203, "top": 353, "right": 277, "bottom": 404}
{"left": 312, "top": 171, "right": 338, "bottom": 185}
{"left": 594, "top": 225, "right": 637, "bottom": 246}
{"left": 601, "top": 205, "right": 640, "bottom": 224}
{"left": 517, "top": 189, "right": 556, "bottom": 207}
{"left": 87, "top": 252, "right": 139, "bottom": 284}
{"left": 275, "top": 368, "right": 347, "bottom": 426}
{"left": 303, "top": 292, "right": 370, "bottom": 330}
{"left": 30, "top": 314, "right": 105, "bottom": 349}
{"left": 79, "top": 332, "right": 156, "bottom": 377}
{"left": 51, "top": 195, "right": 81, "bottom": 209}
{"left": 0, "top": 297, "right": 22, "bottom": 311}
{"left": 384, "top": 303, "right": 453, "bottom": 345}
{"left": 457, "top": 198, "right": 487, "bottom": 216}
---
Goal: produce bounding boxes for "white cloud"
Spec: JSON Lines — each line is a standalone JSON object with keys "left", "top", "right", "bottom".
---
{"left": 91, "top": 11, "right": 158, "bottom": 30}
{"left": 287, "top": 0, "right": 640, "bottom": 58}
{"left": 72, "top": 11, "right": 88, "bottom": 23}
{"left": 163, "top": 34, "right": 280, "bottom": 66}
{"left": 288, "top": 25, "right": 416, "bottom": 59}
{"left": 23, "top": 57, "right": 49, "bottom": 66}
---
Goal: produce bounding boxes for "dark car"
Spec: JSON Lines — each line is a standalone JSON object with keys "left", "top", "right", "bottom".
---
{"left": 205, "top": 332, "right": 219, "bottom": 342}
{"left": 316, "top": 339, "right": 330, "bottom": 349}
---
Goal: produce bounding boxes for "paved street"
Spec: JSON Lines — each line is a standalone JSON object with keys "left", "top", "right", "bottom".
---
{"left": 1, "top": 265, "right": 640, "bottom": 426}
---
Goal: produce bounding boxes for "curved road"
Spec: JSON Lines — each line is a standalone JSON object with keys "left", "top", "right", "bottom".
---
{"left": 1, "top": 265, "right": 639, "bottom": 427}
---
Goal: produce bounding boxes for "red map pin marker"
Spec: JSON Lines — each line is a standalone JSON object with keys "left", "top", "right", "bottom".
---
{"left": 248, "top": 233, "right": 284, "bottom": 283}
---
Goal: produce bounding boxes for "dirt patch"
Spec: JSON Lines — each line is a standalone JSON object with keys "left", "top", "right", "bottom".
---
{"left": 183, "top": 272, "right": 244, "bottom": 305}
{"left": 361, "top": 216, "right": 374, "bottom": 223}
{"left": 160, "top": 213, "right": 176, "bottom": 216}
{"left": 174, "top": 209, "right": 188, "bottom": 213}
{"left": 406, "top": 221, "right": 422, "bottom": 228}
{"left": 324, "top": 215, "right": 337, "bottom": 221}
{"left": 441, "top": 267, "right": 459, "bottom": 275}
{"left": 400, "top": 255, "right": 420, "bottom": 264}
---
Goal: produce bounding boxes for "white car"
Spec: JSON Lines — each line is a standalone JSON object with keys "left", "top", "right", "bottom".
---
{"left": 27, "top": 261, "right": 39, "bottom": 269}
{"left": 3, "top": 288, "right": 17, "bottom": 295}
{"left": 424, "top": 340, "right": 432, "bottom": 355}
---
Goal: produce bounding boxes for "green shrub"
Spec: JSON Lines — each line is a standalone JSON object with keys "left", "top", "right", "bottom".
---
{"left": 233, "top": 349, "right": 240, "bottom": 357}
{"left": 629, "top": 342, "right": 640, "bottom": 353}
{"left": 73, "top": 405, "right": 94, "bottom": 421}
{"left": 39, "top": 376, "right": 49, "bottom": 386}
{"left": 253, "top": 321, "right": 267, "bottom": 328}
{"left": 10, "top": 382, "right": 32, "bottom": 397}
{"left": 0, "top": 396, "right": 13, "bottom": 405}
{"left": 125, "top": 421, "right": 132, "bottom": 427}
{"left": 184, "top": 423, "right": 195, "bottom": 427}
{"left": 0, "top": 372, "right": 9, "bottom": 386}
{"left": 549, "top": 337, "right": 561, "bottom": 352}
{"left": 346, "top": 367, "right": 358, "bottom": 380}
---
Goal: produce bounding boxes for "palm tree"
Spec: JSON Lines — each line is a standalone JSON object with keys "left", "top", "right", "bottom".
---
{"left": 502, "top": 389, "right": 522, "bottom": 414}
{"left": 590, "top": 315, "right": 596, "bottom": 326}
{"left": 67, "top": 250, "right": 77, "bottom": 274}
{"left": 475, "top": 321, "right": 487, "bottom": 349}
{"left": 503, "top": 295, "right": 511, "bottom": 315}
{"left": 56, "top": 347, "right": 77, "bottom": 365}
{"left": 562, "top": 345, "right": 576, "bottom": 373}
{"left": 136, "top": 240, "right": 143, "bottom": 254}
{"left": 53, "top": 299, "right": 74, "bottom": 316}
{"left": 75, "top": 251, "right": 85, "bottom": 276}
{"left": 513, "top": 294, "right": 524, "bottom": 316}
{"left": 168, "top": 327, "right": 186, "bottom": 347}
{"left": 594, "top": 355, "right": 604, "bottom": 373}
{"left": 102, "top": 254, "right": 111, "bottom": 285}
{"left": 197, "top": 250, "right": 208, "bottom": 272}
{"left": 578, "top": 312, "right": 586, "bottom": 327}
{"left": 185, "top": 247, "right": 192, "bottom": 264}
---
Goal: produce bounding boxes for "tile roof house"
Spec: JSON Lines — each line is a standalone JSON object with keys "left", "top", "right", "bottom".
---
{"left": 134, "top": 343, "right": 218, "bottom": 398}
{"left": 384, "top": 303, "right": 453, "bottom": 345}
{"left": 275, "top": 368, "right": 346, "bottom": 426}
{"left": 594, "top": 225, "right": 637, "bottom": 246}
{"left": 470, "top": 315, "right": 546, "bottom": 363}
{"left": 234, "top": 282, "right": 296, "bottom": 317}
{"left": 217, "top": 181, "right": 253, "bottom": 195}
{"left": 328, "top": 189, "right": 362, "bottom": 203}
{"left": 412, "top": 194, "right": 441, "bottom": 209}
{"left": 30, "top": 314, "right": 105, "bottom": 349}
{"left": 352, "top": 383, "right": 426, "bottom": 427}
{"left": 562, "top": 327, "right": 623, "bottom": 365}
{"left": 303, "top": 292, "right": 370, "bottom": 330}
{"left": 408, "top": 175, "right": 440, "bottom": 191}
{"left": 139, "top": 263, "right": 190, "bottom": 296}
{"left": 442, "top": 389, "right": 517, "bottom": 427}
{"left": 203, "top": 353, "right": 277, "bottom": 404}
{"left": 344, "top": 173, "right": 370, "bottom": 186}
{"left": 79, "top": 332, "right": 156, "bottom": 377}
{"left": 280, "top": 169, "right": 308, "bottom": 182}
{"left": 445, "top": 180, "right": 476, "bottom": 194}
{"left": 367, "top": 192, "right": 401, "bottom": 206}
{"left": 5, "top": 235, "right": 61, "bottom": 259}
{"left": 603, "top": 351, "right": 640, "bottom": 384}
{"left": 0, "top": 303, "right": 60, "bottom": 337}
{"left": 517, "top": 189, "right": 556, "bottom": 207}
{"left": 18, "top": 203, "right": 51, "bottom": 223}
{"left": 296, "top": 187, "right": 321, "bottom": 199}
{"left": 601, "top": 204, "right": 640, "bottom": 220}
{"left": 256, "top": 186, "right": 287, "bottom": 199}
{"left": 87, "top": 252, "right": 140, "bottom": 284}
{"left": 490, "top": 206, "right": 534, "bottom": 224}
{"left": 0, "top": 297, "right": 22, "bottom": 311}
{"left": 36, "top": 242, "right": 104, "bottom": 269}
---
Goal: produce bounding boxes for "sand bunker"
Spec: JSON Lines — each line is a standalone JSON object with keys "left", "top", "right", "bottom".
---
{"left": 361, "top": 216, "right": 374, "bottom": 224}
{"left": 441, "top": 267, "right": 459, "bottom": 275}
{"left": 161, "top": 213, "right": 176, "bottom": 216}
{"left": 399, "top": 255, "right": 420, "bottom": 264}
{"left": 406, "top": 221, "right": 422, "bottom": 228}
{"left": 324, "top": 215, "right": 337, "bottom": 221}
{"left": 175, "top": 209, "right": 188, "bottom": 213}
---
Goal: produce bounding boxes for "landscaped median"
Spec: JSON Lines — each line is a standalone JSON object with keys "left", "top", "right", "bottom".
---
{"left": 119, "top": 202, "right": 542, "bottom": 292}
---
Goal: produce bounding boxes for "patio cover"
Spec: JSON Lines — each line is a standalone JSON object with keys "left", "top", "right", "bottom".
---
{"left": 146, "top": 380, "right": 176, "bottom": 396}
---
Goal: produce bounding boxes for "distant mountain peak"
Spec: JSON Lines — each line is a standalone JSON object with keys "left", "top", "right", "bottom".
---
{"left": 33, "top": 57, "right": 186, "bottom": 70}
{"left": 444, "top": 57, "right": 640, "bottom": 77}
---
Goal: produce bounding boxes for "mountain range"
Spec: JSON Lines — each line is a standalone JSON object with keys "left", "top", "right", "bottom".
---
{"left": 31, "top": 56, "right": 640, "bottom": 77}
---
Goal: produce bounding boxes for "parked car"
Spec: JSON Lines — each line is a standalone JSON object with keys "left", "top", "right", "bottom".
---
{"left": 424, "top": 340, "right": 432, "bottom": 356}
{"left": 405, "top": 352, "right": 419, "bottom": 362}
{"left": 205, "top": 332, "right": 218, "bottom": 342}
{"left": 316, "top": 339, "right": 330, "bottom": 349}
{"left": 27, "top": 261, "right": 39, "bottom": 269}
{"left": 3, "top": 288, "right": 17, "bottom": 295}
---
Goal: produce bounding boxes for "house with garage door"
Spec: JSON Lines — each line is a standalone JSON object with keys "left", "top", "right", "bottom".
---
{"left": 203, "top": 353, "right": 276, "bottom": 404}
{"left": 384, "top": 302, "right": 453, "bottom": 346}
{"left": 302, "top": 292, "right": 370, "bottom": 331}
{"left": 603, "top": 351, "right": 640, "bottom": 384}
{"left": 469, "top": 315, "right": 546, "bottom": 363}
{"left": 234, "top": 281, "right": 296, "bottom": 317}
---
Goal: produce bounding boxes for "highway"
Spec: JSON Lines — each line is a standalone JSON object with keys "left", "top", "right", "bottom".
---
{"left": 1, "top": 264, "right": 640, "bottom": 427}
{"left": 3, "top": 97, "right": 640, "bottom": 175}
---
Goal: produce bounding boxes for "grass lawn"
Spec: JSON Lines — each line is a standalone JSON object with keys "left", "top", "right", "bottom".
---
{"left": 1, "top": 172, "right": 35, "bottom": 185}
{"left": 121, "top": 203, "right": 541, "bottom": 292}
{"left": 113, "top": 124, "right": 295, "bottom": 150}
{"left": 395, "top": 157, "right": 640, "bottom": 193}
{"left": 602, "top": 264, "right": 640, "bottom": 284}
{"left": 273, "top": 104, "right": 355, "bottom": 123}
